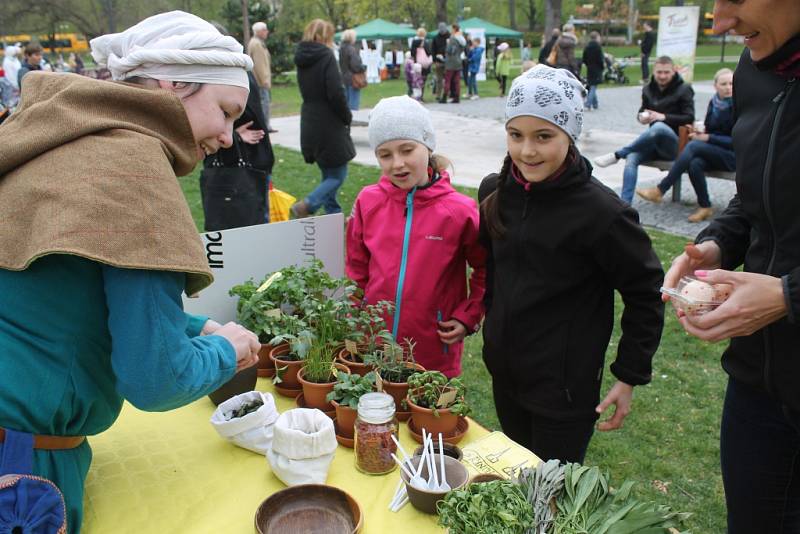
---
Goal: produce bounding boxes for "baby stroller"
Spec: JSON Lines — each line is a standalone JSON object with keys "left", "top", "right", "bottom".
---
{"left": 603, "top": 53, "right": 630, "bottom": 85}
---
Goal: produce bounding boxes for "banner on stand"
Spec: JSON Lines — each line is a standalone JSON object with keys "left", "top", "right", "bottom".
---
{"left": 182, "top": 213, "right": 345, "bottom": 322}
{"left": 656, "top": 6, "right": 701, "bottom": 82}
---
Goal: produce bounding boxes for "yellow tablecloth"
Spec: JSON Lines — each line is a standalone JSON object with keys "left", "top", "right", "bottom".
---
{"left": 81, "top": 378, "right": 489, "bottom": 533}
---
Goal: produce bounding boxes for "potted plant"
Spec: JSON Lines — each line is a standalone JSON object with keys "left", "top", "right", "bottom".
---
{"left": 406, "top": 371, "right": 470, "bottom": 436}
{"left": 269, "top": 329, "right": 314, "bottom": 392}
{"left": 365, "top": 339, "right": 425, "bottom": 415}
{"left": 326, "top": 371, "right": 377, "bottom": 438}
{"left": 337, "top": 301, "right": 395, "bottom": 376}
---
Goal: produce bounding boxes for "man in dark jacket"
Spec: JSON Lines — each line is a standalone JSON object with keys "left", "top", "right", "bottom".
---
{"left": 582, "top": 31, "right": 604, "bottom": 110}
{"left": 640, "top": 22, "right": 656, "bottom": 83}
{"left": 593, "top": 56, "right": 694, "bottom": 204}
{"left": 431, "top": 22, "right": 450, "bottom": 102}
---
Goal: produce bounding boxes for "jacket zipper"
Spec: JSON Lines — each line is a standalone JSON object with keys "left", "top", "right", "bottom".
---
{"left": 760, "top": 78, "right": 795, "bottom": 396}
{"left": 392, "top": 187, "right": 417, "bottom": 338}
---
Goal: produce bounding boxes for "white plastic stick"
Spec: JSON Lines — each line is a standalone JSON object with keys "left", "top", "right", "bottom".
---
{"left": 391, "top": 453, "right": 416, "bottom": 481}
{"left": 391, "top": 495, "right": 408, "bottom": 512}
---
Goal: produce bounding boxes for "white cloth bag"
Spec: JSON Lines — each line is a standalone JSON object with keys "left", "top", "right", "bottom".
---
{"left": 266, "top": 408, "right": 337, "bottom": 486}
{"left": 210, "top": 391, "right": 279, "bottom": 454}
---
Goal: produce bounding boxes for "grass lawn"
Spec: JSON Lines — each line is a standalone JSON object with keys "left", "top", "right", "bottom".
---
{"left": 181, "top": 145, "right": 728, "bottom": 532}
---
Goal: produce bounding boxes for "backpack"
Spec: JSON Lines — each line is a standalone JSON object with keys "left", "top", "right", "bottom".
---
{"left": 415, "top": 44, "right": 432, "bottom": 69}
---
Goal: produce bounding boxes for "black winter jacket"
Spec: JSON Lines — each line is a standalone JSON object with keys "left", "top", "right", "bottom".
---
{"left": 478, "top": 153, "right": 665, "bottom": 419}
{"left": 582, "top": 40, "right": 605, "bottom": 86}
{"left": 295, "top": 41, "right": 355, "bottom": 168}
{"left": 432, "top": 31, "right": 449, "bottom": 64}
{"left": 338, "top": 41, "right": 365, "bottom": 87}
{"left": 640, "top": 74, "right": 695, "bottom": 134}
{"left": 701, "top": 98, "right": 735, "bottom": 151}
{"left": 640, "top": 31, "right": 655, "bottom": 56}
{"left": 696, "top": 44, "right": 800, "bottom": 411}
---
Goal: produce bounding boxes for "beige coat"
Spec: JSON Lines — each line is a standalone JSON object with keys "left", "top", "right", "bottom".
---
{"left": 0, "top": 72, "right": 213, "bottom": 296}
{"left": 248, "top": 37, "right": 272, "bottom": 90}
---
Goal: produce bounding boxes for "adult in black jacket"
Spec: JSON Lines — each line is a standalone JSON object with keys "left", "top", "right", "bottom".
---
{"left": 593, "top": 56, "right": 694, "bottom": 204}
{"left": 479, "top": 65, "right": 664, "bottom": 464}
{"left": 639, "top": 22, "right": 655, "bottom": 83}
{"left": 202, "top": 70, "right": 274, "bottom": 228}
{"left": 637, "top": 68, "right": 735, "bottom": 222}
{"left": 665, "top": 1, "right": 800, "bottom": 529}
{"left": 538, "top": 29, "right": 560, "bottom": 66}
{"left": 291, "top": 19, "right": 355, "bottom": 217}
{"left": 431, "top": 23, "right": 450, "bottom": 101}
{"left": 582, "top": 31, "right": 604, "bottom": 110}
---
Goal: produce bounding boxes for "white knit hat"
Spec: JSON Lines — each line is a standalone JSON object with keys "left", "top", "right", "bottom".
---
{"left": 90, "top": 10, "right": 253, "bottom": 89}
{"left": 505, "top": 64, "right": 586, "bottom": 142}
{"left": 368, "top": 96, "right": 436, "bottom": 152}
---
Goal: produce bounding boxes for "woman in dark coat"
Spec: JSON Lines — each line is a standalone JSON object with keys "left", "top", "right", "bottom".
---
{"left": 582, "top": 31, "right": 604, "bottom": 110}
{"left": 291, "top": 18, "right": 355, "bottom": 217}
{"left": 665, "top": 1, "right": 800, "bottom": 531}
{"left": 338, "top": 28, "right": 366, "bottom": 111}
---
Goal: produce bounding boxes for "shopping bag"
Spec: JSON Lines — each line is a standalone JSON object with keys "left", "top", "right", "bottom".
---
{"left": 269, "top": 185, "right": 296, "bottom": 223}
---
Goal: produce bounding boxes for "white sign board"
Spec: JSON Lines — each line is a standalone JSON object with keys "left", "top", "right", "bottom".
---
{"left": 182, "top": 214, "right": 345, "bottom": 322}
{"left": 656, "top": 6, "right": 701, "bottom": 83}
{"left": 466, "top": 28, "right": 487, "bottom": 82}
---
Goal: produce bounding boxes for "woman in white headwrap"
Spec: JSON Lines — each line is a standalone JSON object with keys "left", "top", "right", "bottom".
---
{"left": 0, "top": 11, "right": 260, "bottom": 533}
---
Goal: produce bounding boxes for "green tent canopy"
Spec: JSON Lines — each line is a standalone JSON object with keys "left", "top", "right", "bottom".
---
{"left": 460, "top": 17, "right": 523, "bottom": 39}
{"left": 334, "top": 19, "right": 416, "bottom": 41}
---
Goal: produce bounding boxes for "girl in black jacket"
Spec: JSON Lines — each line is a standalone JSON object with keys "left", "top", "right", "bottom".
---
{"left": 665, "top": 2, "right": 800, "bottom": 530}
{"left": 636, "top": 68, "right": 736, "bottom": 222}
{"left": 478, "top": 65, "right": 664, "bottom": 464}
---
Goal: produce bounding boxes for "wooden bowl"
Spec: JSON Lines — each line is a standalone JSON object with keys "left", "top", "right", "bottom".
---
{"left": 254, "top": 484, "right": 363, "bottom": 534}
{"left": 468, "top": 472, "right": 504, "bottom": 484}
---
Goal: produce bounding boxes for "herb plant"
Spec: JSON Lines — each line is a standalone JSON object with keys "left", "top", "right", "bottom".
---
{"left": 225, "top": 398, "right": 264, "bottom": 420}
{"left": 326, "top": 371, "right": 377, "bottom": 408}
{"left": 363, "top": 337, "right": 418, "bottom": 383}
{"left": 514, "top": 459, "right": 566, "bottom": 534}
{"left": 437, "top": 479, "right": 534, "bottom": 534}
{"left": 406, "top": 370, "right": 470, "bottom": 417}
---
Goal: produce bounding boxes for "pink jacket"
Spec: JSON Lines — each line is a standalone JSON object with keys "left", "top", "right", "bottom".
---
{"left": 346, "top": 172, "right": 486, "bottom": 377}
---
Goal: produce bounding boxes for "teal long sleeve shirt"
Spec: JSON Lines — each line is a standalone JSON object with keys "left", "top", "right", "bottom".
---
{"left": 0, "top": 255, "right": 236, "bottom": 533}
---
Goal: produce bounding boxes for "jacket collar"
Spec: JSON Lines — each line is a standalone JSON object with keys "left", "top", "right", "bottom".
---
{"left": 648, "top": 73, "right": 684, "bottom": 96}
{"left": 505, "top": 146, "right": 591, "bottom": 195}
{"left": 754, "top": 33, "right": 800, "bottom": 78}
{"left": 378, "top": 169, "right": 454, "bottom": 203}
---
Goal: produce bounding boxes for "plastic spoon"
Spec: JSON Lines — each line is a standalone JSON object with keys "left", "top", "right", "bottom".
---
{"left": 425, "top": 433, "right": 439, "bottom": 490}
{"left": 438, "top": 433, "right": 451, "bottom": 491}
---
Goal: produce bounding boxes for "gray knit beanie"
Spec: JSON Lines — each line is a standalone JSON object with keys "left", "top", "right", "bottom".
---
{"left": 368, "top": 96, "right": 436, "bottom": 152}
{"left": 505, "top": 64, "right": 586, "bottom": 142}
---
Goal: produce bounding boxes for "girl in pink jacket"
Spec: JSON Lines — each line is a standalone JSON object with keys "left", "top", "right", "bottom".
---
{"left": 346, "top": 96, "right": 486, "bottom": 377}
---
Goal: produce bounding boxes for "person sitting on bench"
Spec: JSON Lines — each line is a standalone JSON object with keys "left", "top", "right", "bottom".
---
{"left": 636, "top": 68, "right": 735, "bottom": 222}
{"left": 593, "top": 56, "right": 695, "bottom": 204}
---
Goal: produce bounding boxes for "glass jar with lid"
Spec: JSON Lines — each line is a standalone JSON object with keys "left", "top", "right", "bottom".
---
{"left": 354, "top": 392, "right": 398, "bottom": 475}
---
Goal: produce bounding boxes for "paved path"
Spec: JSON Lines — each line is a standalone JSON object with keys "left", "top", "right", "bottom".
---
{"left": 270, "top": 81, "right": 735, "bottom": 238}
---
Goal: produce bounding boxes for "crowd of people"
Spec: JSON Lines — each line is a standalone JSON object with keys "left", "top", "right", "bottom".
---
{"left": 0, "top": 2, "right": 799, "bottom": 533}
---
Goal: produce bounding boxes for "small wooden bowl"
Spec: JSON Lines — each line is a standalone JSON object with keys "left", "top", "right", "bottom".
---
{"left": 254, "top": 484, "right": 363, "bottom": 534}
{"left": 468, "top": 472, "right": 504, "bottom": 484}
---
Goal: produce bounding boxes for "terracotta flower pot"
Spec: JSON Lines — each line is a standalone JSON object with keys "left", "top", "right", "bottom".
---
{"left": 336, "top": 345, "right": 375, "bottom": 377}
{"left": 330, "top": 399, "right": 358, "bottom": 439}
{"left": 407, "top": 391, "right": 459, "bottom": 437}
{"left": 269, "top": 343, "right": 303, "bottom": 390}
{"left": 380, "top": 363, "right": 425, "bottom": 411}
{"left": 207, "top": 365, "right": 258, "bottom": 406}
{"left": 257, "top": 341, "right": 283, "bottom": 377}
{"left": 298, "top": 363, "right": 350, "bottom": 411}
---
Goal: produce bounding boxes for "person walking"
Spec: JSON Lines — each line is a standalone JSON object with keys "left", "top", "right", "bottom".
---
{"left": 555, "top": 23, "right": 579, "bottom": 75}
{"left": 467, "top": 38, "right": 484, "bottom": 99}
{"left": 663, "top": 1, "right": 800, "bottom": 531}
{"left": 539, "top": 29, "right": 560, "bottom": 66}
{"left": 338, "top": 28, "right": 366, "bottom": 111}
{"left": 0, "top": 11, "right": 261, "bottom": 532}
{"left": 582, "top": 31, "right": 605, "bottom": 110}
{"left": 640, "top": 22, "right": 656, "bottom": 83}
{"left": 441, "top": 23, "right": 466, "bottom": 103}
{"left": 432, "top": 22, "right": 450, "bottom": 102}
{"left": 292, "top": 19, "right": 355, "bottom": 217}
{"left": 247, "top": 21, "right": 276, "bottom": 133}
{"left": 495, "top": 43, "right": 512, "bottom": 97}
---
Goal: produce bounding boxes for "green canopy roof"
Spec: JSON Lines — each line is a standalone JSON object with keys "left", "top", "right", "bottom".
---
{"left": 460, "top": 17, "right": 523, "bottom": 39}
{"left": 335, "top": 19, "right": 416, "bottom": 41}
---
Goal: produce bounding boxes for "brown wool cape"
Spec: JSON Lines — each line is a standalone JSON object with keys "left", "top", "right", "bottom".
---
{"left": 0, "top": 72, "right": 213, "bottom": 295}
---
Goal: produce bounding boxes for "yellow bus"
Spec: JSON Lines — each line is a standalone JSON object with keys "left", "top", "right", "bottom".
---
{"left": 1, "top": 33, "right": 89, "bottom": 54}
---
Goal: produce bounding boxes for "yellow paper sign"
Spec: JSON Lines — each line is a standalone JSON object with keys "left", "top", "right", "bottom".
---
{"left": 265, "top": 308, "right": 281, "bottom": 318}
{"left": 257, "top": 271, "right": 283, "bottom": 293}
{"left": 375, "top": 373, "right": 383, "bottom": 392}
{"left": 344, "top": 339, "right": 359, "bottom": 355}
{"left": 460, "top": 431, "right": 541, "bottom": 478}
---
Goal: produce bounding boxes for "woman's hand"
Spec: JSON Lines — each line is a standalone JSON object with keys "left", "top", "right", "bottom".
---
{"left": 215, "top": 322, "right": 260, "bottom": 371}
{"left": 595, "top": 381, "right": 634, "bottom": 431}
{"left": 688, "top": 132, "right": 710, "bottom": 142}
{"left": 679, "top": 270, "right": 788, "bottom": 342}
{"left": 235, "top": 121, "right": 265, "bottom": 145}
{"left": 437, "top": 320, "right": 467, "bottom": 345}
{"left": 663, "top": 241, "right": 722, "bottom": 301}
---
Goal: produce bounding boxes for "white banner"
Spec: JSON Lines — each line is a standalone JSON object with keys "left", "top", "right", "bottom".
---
{"left": 656, "top": 6, "right": 701, "bottom": 83}
{"left": 182, "top": 214, "right": 345, "bottom": 322}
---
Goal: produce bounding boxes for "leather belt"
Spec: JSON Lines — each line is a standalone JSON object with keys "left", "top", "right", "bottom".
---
{"left": 0, "top": 428, "right": 86, "bottom": 450}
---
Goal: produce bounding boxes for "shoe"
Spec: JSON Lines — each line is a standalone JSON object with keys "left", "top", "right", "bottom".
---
{"left": 290, "top": 200, "right": 311, "bottom": 219}
{"left": 593, "top": 152, "right": 619, "bottom": 168}
{"left": 636, "top": 186, "right": 663, "bottom": 203}
{"left": 438, "top": 98, "right": 447, "bottom": 104}
{"left": 470, "top": 95, "right": 479, "bottom": 100}
{"left": 688, "top": 207, "right": 714, "bottom": 223}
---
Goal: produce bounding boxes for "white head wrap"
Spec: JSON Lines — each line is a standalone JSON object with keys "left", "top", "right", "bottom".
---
{"left": 90, "top": 10, "right": 253, "bottom": 89}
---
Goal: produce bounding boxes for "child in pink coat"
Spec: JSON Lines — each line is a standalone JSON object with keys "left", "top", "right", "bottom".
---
{"left": 346, "top": 96, "right": 486, "bottom": 377}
